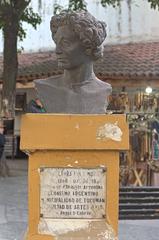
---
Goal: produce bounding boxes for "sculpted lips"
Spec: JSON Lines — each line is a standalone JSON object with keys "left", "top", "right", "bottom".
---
{"left": 57, "top": 57, "right": 67, "bottom": 62}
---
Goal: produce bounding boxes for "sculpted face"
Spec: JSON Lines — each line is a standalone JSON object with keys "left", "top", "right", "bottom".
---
{"left": 54, "top": 25, "right": 88, "bottom": 69}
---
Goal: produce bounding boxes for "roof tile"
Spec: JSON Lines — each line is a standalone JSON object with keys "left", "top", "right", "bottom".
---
{"left": 0, "top": 41, "right": 159, "bottom": 83}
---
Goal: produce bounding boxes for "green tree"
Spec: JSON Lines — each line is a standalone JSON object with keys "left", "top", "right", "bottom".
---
{"left": 54, "top": 0, "right": 159, "bottom": 12}
{"left": 53, "top": 0, "right": 120, "bottom": 13}
{"left": 147, "top": 0, "right": 159, "bottom": 9}
{"left": 0, "top": 0, "right": 41, "bottom": 118}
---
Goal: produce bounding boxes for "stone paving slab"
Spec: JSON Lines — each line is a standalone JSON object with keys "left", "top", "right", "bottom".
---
{"left": 119, "top": 220, "right": 159, "bottom": 240}
{"left": 0, "top": 239, "right": 10, "bottom": 240}
{"left": 0, "top": 222, "right": 27, "bottom": 240}
{"left": 0, "top": 205, "right": 7, "bottom": 225}
{"left": 0, "top": 160, "right": 28, "bottom": 240}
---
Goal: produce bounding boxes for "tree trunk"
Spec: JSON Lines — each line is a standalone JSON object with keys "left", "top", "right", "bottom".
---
{"left": 1, "top": 16, "right": 19, "bottom": 119}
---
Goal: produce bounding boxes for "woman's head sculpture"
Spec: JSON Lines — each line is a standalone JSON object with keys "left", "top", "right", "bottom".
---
{"left": 34, "top": 10, "right": 111, "bottom": 114}
{"left": 50, "top": 10, "right": 107, "bottom": 61}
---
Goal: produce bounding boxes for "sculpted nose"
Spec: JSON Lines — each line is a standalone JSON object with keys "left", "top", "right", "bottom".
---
{"left": 56, "top": 44, "right": 62, "bottom": 55}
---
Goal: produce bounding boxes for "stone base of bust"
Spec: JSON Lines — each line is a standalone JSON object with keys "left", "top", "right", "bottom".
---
{"left": 34, "top": 75, "right": 112, "bottom": 114}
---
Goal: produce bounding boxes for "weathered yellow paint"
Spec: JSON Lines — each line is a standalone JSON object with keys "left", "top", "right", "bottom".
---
{"left": 21, "top": 114, "right": 129, "bottom": 240}
{"left": 20, "top": 114, "right": 129, "bottom": 151}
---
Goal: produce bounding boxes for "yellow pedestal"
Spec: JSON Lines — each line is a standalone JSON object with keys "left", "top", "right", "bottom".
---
{"left": 20, "top": 114, "right": 129, "bottom": 240}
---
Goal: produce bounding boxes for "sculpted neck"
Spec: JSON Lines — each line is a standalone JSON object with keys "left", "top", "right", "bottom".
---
{"left": 63, "top": 62, "right": 95, "bottom": 86}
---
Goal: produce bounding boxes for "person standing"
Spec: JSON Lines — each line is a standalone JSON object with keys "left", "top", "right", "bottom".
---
{"left": 27, "top": 98, "right": 46, "bottom": 113}
{"left": 0, "top": 122, "right": 8, "bottom": 177}
{"left": 0, "top": 123, "right": 5, "bottom": 160}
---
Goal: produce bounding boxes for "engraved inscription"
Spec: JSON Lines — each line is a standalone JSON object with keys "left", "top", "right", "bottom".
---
{"left": 40, "top": 168, "right": 106, "bottom": 219}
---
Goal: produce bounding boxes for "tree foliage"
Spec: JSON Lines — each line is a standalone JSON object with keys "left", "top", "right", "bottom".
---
{"left": 68, "top": 0, "right": 87, "bottom": 11}
{"left": 0, "top": 0, "right": 41, "bottom": 119}
{"left": 54, "top": 0, "right": 159, "bottom": 13}
{"left": 148, "top": 0, "right": 159, "bottom": 9}
{"left": 100, "top": 0, "right": 120, "bottom": 7}
{"left": 0, "top": 0, "right": 41, "bottom": 41}
{"left": 101, "top": 0, "right": 159, "bottom": 9}
{"left": 0, "top": 0, "right": 41, "bottom": 175}
{"left": 18, "top": 7, "right": 41, "bottom": 41}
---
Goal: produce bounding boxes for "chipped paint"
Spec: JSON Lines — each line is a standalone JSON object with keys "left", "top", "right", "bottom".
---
{"left": 97, "top": 223, "right": 118, "bottom": 240}
{"left": 75, "top": 123, "right": 80, "bottom": 129}
{"left": 38, "top": 219, "right": 91, "bottom": 236}
{"left": 23, "top": 149, "right": 36, "bottom": 155}
{"left": 38, "top": 219, "right": 118, "bottom": 239}
{"left": 100, "top": 165, "right": 106, "bottom": 168}
{"left": 67, "top": 164, "right": 72, "bottom": 167}
{"left": 97, "top": 122, "right": 122, "bottom": 142}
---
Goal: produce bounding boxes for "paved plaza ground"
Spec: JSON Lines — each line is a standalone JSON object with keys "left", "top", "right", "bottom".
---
{"left": 0, "top": 159, "right": 159, "bottom": 240}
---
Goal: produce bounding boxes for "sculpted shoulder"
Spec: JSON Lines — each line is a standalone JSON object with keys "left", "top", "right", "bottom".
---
{"left": 93, "top": 78, "right": 112, "bottom": 93}
{"left": 34, "top": 75, "right": 63, "bottom": 88}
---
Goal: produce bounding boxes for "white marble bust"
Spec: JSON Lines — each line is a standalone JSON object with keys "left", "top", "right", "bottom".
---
{"left": 35, "top": 10, "right": 112, "bottom": 114}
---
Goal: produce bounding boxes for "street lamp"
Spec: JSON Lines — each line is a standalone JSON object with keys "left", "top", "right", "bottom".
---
{"left": 145, "top": 86, "right": 152, "bottom": 94}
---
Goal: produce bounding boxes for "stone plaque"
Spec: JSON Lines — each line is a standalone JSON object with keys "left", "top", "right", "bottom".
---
{"left": 40, "top": 167, "right": 106, "bottom": 219}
